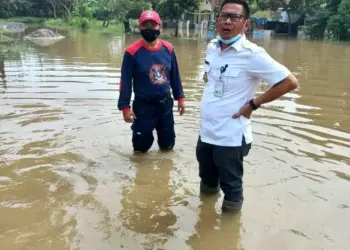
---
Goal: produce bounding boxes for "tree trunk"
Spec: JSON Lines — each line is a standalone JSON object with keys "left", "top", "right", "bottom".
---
{"left": 0, "top": 58, "right": 5, "bottom": 78}
{"left": 60, "top": 3, "right": 71, "bottom": 18}
{"left": 103, "top": 19, "right": 110, "bottom": 27}
{"left": 287, "top": 11, "right": 292, "bottom": 35}
{"left": 175, "top": 19, "right": 179, "bottom": 37}
{"left": 49, "top": 3, "right": 56, "bottom": 18}
{"left": 52, "top": 7, "right": 57, "bottom": 19}
{"left": 46, "top": 0, "right": 57, "bottom": 19}
{"left": 0, "top": 57, "right": 6, "bottom": 89}
{"left": 124, "top": 20, "right": 131, "bottom": 33}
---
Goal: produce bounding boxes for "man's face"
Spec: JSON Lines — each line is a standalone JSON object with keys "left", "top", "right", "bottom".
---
{"left": 140, "top": 20, "right": 160, "bottom": 30}
{"left": 216, "top": 3, "right": 250, "bottom": 40}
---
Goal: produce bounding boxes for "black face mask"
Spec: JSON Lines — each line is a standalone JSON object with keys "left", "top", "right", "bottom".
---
{"left": 141, "top": 28, "right": 160, "bottom": 43}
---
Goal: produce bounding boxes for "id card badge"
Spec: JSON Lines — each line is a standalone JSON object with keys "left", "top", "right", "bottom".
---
{"left": 214, "top": 78, "right": 224, "bottom": 97}
{"left": 203, "top": 72, "right": 208, "bottom": 83}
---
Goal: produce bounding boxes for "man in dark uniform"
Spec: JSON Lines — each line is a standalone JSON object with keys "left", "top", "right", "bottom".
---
{"left": 118, "top": 10, "right": 186, "bottom": 153}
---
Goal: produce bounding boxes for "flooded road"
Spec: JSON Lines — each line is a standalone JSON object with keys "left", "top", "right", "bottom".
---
{"left": 0, "top": 29, "right": 349, "bottom": 250}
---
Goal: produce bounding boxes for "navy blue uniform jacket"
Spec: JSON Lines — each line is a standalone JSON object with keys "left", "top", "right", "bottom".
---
{"left": 117, "top": 39, "right": 185, "bottom": 113}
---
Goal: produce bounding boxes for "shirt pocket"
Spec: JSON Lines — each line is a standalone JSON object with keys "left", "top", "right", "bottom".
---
{"left": 222, "top": 67, "right": 241, "bottom": 82}
{"left": 222, "top": 67, "right": 245, "bottom": 92}
{"left": 203, "top": 63, "right": 214, "bottom": 84}
{"left": 225, "top": 68, "right": 241, "bottom": 78}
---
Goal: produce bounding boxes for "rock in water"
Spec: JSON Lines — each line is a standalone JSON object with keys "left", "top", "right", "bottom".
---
{"left": 25, "top": 29, "right": 61, "bottom": 38}
{"left": 23, "top": 29, "right": 65, "bottom": 47}
{"left": 0, "top": 22, "right": 26, "bottom": 33}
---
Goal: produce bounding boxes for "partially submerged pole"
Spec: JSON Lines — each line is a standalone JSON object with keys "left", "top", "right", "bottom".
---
{"left": 206, "top": 4, "right": 216, "bottom": 41}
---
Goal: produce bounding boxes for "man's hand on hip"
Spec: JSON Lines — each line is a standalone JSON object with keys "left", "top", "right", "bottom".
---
{"left": 233, "top": 103, "right": 253, "bottom": 119}
{"left": 123, "top": 110, "right": 136, "bottom": 123}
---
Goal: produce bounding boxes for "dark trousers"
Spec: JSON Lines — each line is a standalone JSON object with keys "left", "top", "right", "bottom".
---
{"left": 196, "top": 136, "right": 251, "bottom": 202}
{"left": 131, "top": 95, "right": 175, "bottom": 153}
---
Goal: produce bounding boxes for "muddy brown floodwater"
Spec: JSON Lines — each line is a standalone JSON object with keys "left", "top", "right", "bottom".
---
{"left": 0, "top": 29, "right": 349, "bottom": 250}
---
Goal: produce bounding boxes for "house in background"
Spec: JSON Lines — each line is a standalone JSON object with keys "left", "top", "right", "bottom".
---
{"left": 182, "top": 0, "right": 213, "bottom": 30}
{"left": 265, "top": 8, "right": 305, "bottom": 35}
{"left": 161, "top": 0, "right": 223, "bottom": 31}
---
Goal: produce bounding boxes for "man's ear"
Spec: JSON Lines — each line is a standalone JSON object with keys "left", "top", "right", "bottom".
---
{"left": 244, "top": 19, "right": 251, "bottom": 32}
{"left": 215, "top": 12, "right": 219, "bottom": 23}
{"left": 215, "top": 17, "right": 219, "bottom": 30}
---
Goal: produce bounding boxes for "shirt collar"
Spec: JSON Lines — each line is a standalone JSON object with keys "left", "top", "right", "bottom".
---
{"left": 215, "top": 34, "right": 247, "bottom": 52}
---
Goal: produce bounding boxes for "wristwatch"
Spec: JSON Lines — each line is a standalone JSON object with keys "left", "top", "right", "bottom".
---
{"left": 249, "top": 99, "right": 260, "bottom": 110}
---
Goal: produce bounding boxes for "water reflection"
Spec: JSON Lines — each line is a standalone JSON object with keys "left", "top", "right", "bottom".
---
{"left": 118, "top": 156, "right": 177, "bottom": 248}
{"left": 187, "top": 195, "right": 242, "bottom": 250}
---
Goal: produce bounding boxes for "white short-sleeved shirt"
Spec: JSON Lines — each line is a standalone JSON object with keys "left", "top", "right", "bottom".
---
{"left": 200, "top": 35, "right": 291, "bottom": 147}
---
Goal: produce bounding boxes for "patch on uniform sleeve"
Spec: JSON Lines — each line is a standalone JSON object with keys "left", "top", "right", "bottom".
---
{"left": 149, "top": 64, "right": 168, "bottom": 85}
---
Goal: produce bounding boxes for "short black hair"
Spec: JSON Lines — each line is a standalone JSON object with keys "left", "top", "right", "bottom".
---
{"left": 220, "top": 0, "right": 250, "bottom": 18}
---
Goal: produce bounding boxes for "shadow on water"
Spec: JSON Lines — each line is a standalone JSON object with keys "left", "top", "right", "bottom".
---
{"left": 118, "top": 156, "right": 177, "bottom": 249}
{"left": 0, "top": 27, "right": 349, "bottom": 250}
{"left": 187, "top": 194, "right": 243, "bottom": 250}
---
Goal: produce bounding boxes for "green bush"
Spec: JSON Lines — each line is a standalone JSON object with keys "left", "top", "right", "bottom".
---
{"left": 250, "top": 3, "right": 260, "bottom": 16}
{"left": 326, "top": 0, "right": 350, "bottom": 40}
{"left": 0, "top": 28, "right": 14, "bottom": 45}
{"left": 79, "top": 18, "right": 90, "bottom": 29}
{"left": 67, "top": 17, "right": 90, "bottom": 29}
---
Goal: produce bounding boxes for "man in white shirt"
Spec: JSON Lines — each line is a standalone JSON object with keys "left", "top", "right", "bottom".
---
{"left": 197, "top": 0, "right": 299, "bottom": 213}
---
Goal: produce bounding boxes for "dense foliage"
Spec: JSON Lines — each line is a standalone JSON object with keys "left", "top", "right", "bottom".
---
{"left": 255, "top": 0, "right": 350, "bottom": 40}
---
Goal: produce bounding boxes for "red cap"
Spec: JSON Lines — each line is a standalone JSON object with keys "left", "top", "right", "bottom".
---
{"left": 139, "top": 10, "right": 161, "bottom": 25}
